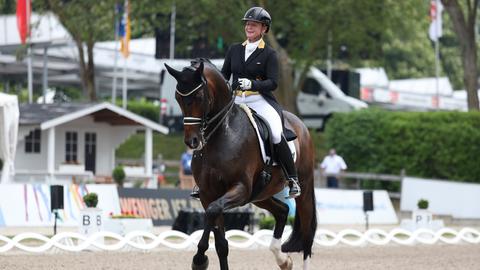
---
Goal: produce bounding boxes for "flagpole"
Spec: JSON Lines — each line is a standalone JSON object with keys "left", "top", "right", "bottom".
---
{"left": 122, "top": 56, "right": 127, "bottom": 109}
{"left": 121, "top": 0, "right": 129, "bottom": 109}
{"left": 27, "top": 44, "right": 33, "bottom": 104}
{"left": 327, "top": 30, "right": 332, "bottom": 79}
{"left": 434, "top": 0, "right": 440, "bottom": 109}
{"left": 26, "top": 0, "right": 32, "bottom": 104}
{"left": 112, "top": 40, "right": 119, "bottom": 104}
{"left": 435, "top": 32, "right": 440, "bottom": 109}
{"left": 169, "top": 2, "right": 176, "bottom": 59}
{"left": 112, "top": 4, "right": 119, "bottom": 104}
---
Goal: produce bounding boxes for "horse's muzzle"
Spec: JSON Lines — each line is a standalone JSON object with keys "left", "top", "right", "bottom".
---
{"left": 185, "top": 136, "right": 204, "bottom": 151}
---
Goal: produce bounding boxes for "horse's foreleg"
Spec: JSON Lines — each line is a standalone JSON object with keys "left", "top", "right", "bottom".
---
{"left": 205, "top": 183, "right": 248, "bottom": 270}
{"left": 254, "top": 198, "right": 292, "bottom": 269}
{"left": 192, "top": 222, "right": 211, "bottom": 270}
{"left": 212, "top": 216, "right": 229, "bottom": 270}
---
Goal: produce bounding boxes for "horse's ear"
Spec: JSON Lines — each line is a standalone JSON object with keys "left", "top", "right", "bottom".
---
{"left": 164, "top": 64, "right": 181, "bottom": 79}
{"left": 196, "top": 62, "right": 204, "bottom": 77}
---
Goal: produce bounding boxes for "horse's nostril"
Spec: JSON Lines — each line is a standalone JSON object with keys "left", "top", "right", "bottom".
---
{"left": 186, "top": 137, "right": 199, "bottom": 149}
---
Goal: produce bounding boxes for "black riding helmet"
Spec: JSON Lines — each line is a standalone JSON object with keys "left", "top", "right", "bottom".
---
{"left": 242, "top": 7, "right": 271, "bottom": 33}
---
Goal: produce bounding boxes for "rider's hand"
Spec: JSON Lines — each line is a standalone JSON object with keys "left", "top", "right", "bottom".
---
{"left": 238, "top": 78, "right": 252, "bottom": 90}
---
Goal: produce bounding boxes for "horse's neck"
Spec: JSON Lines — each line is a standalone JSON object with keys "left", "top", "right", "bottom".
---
{"left": 210, "top": 80, "right": 233, "bottom": 113}
{"left": 212, "top": 105, "right": 244, "bottom": 138}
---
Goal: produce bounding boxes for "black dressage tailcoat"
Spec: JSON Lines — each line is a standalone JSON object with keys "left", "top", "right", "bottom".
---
{"left": 221, "top": 39, "right": 282, "bottom": 117}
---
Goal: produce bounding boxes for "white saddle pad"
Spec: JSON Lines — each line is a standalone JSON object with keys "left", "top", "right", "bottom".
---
{"left": 238, "top": 104, "right": 297, "bottom": 164}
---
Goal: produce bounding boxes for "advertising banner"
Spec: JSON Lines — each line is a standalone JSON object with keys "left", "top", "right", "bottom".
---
{"left": 117, "top": 187, "right": 203, "bottom": 226}
{"left": 0, "top": 184, "right": 120, "bottom": 227}
{"left": 315, "top": 188, "right": 398, "bottom": 224}
{"left": 401, "top": 177, "right": 480, "bottom": 218}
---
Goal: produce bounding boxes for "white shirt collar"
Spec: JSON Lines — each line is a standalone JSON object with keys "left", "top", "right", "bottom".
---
{"left": 245, "top": 39, "right": 261, "bottom": 61}
{"left": 246, "top": 39, "right": 261, "bottom": 48}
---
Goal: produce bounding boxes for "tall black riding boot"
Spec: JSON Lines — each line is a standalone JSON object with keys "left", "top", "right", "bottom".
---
{"left": 275, "top": 137, "right": 301, "bottom": 198}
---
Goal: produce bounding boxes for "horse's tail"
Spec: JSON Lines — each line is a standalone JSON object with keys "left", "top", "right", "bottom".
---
{"left": 281, "top": 112, "right": 317, "bottom": 259}
{"left": 281, "top": 182, "right": 317, "bottom": 259}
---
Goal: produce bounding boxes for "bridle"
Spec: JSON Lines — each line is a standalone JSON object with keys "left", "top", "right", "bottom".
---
{"left": 176, "top": 71, "right": 236, "bottom": 146}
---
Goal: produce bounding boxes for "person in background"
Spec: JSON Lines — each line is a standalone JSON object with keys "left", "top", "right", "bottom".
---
{"left": 179, "top": 147, "right": 195, "bottom": 190}
{"left": 320, "top": 148, "right": 347, "bottom": 188}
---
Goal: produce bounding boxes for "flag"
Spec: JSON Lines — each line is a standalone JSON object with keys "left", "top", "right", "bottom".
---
{"left": 16, "top": 0, "right": 31, "bottom": 44}
{"left": 428, "top": 0, "right": 443, "bottom": 42}
{"left": 118, "top": 0, "right": 130, "bottom": 58}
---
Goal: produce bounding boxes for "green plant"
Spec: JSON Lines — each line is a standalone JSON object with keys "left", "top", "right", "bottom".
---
{"left": 112, "top": 166, "right": 126, "bottom": 187}
{"left": 258, "top": 215, "right": 295, "bottom": 230}
{"left": 83, "top": 193, "right": 98, "bottom": 208}
{"left": 116, "top": 133, "right": 184, "bottom": 160}
{"left": 113, "top": 99, "right": 159, "bottom": 122}
{"left": 417, "top": 199, "right": 429, "bottom": 210}
{"left": 258, "top": 215, "right": 275, "bottom": 230}
{"left": 133, "top": 180, "right": 143, "bottom": 188}
{"left": 325, "top": 109, "right": 480, "bottom": 192}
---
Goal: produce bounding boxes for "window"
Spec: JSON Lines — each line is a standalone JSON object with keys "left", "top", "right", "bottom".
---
{"left": 302, "top": 78, "right": 329, "bottom": 96}
{"left": 25, "top": 129, "right": 41, "bottom": 153}
{"left": 65, "top": 132, "right": 78, "bottom": 162}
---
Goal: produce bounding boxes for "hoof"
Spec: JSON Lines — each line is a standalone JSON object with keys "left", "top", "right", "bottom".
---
{"left": 192, "top": 255, "right": 209, "bottom": 270}
{"left": 278, "top": 256, "right": 293, "bottom": 270}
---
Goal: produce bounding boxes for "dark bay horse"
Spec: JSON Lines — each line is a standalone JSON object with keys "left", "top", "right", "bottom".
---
{"left": 165, "top": 59, "right": 317, "bottom": 270}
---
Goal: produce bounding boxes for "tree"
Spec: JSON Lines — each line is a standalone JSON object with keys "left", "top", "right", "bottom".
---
{"left": 129, "top": 0, "right": 432, "bottom": 111}
{"left": 381, "top": 1, "right": 436, "bottom": 79}
{"left": 259, "top": 0, "right": 419, "bottom": 111}
{"left": 0, "top": 0, "right": 14, "bottom": 13}
{"left": 441, "top": 0, "right": 479, "bottom": 110}
{"left": 42, "top": 0, "right": 116, "bottom": 101}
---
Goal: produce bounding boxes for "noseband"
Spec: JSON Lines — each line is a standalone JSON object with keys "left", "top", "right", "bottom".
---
{"left": 176, "top": 72, "right": 236, "bottom": 145}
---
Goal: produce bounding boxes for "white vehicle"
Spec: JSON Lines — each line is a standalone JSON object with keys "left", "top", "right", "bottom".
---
{"left": 356, "top": 67, "right": 468, "bottom": 111}
{"left": 296, "top": 67, "right": 368, "bottom": 130}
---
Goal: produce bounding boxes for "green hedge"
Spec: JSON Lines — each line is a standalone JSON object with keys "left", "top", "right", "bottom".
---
{"left": 325, "top": 109, "right": 480, "bottom": 190}
{"left": 113, "top": 99, "right": 160, "bottom": 122}
{"left": 127, "top": 100, "right": 159, "bottom": 122}
{"left": 116, "top": 133, "right": 184, "bottom": 160}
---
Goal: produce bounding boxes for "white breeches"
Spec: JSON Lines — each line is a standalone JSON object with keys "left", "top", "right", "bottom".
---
{"left": 235, "top": 94, "right": 282, "bottom": 144}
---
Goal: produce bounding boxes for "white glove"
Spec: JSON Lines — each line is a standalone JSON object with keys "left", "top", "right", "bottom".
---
{"left": 238, "top": 78, "right": 252, "bottom": 90}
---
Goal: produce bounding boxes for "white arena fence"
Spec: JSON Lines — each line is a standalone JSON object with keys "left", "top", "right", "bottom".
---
{"left": 0, "top": 227, "right": 479, "bottom": 253}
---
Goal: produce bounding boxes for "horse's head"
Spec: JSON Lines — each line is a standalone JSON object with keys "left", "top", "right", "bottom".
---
{"left": 165, "top": 62, "right": 209, "bottom": 150}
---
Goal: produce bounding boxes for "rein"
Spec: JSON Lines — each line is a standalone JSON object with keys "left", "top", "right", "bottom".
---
{"left": 176, "top": 75, "right": 237, "bottom": 145}
{"left": 203, "top": 84, "right": 236, "bottom": 142}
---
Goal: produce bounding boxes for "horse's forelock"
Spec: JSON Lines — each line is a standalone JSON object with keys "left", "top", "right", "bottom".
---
{"left": 178, "top": 59, "right": 227, "bottom": 96}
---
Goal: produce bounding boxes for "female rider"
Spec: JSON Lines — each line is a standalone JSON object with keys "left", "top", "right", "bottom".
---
{"left": 191, "top": 6, "right": 301, "bottom": 199}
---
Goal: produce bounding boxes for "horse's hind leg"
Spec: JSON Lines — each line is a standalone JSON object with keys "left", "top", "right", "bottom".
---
{"left": 254, "top": 197, "right": 292, "bottom": 270}
{"left": 192, "top": 221, "right": 211, "bottom": 270}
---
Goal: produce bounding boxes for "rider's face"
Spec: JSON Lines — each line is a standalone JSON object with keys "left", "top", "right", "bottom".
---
{"left": 244, "top": 21, "right": 266, "bottom": 42}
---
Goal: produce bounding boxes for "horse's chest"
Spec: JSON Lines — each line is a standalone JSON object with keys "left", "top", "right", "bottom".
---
{"left": 191, "top": 151, "right": 241, "bottom": 179}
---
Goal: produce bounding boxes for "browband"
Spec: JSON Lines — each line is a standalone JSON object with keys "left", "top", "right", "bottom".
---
{"left": 176, "top": 82, "right": 204, "bottom": 97}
